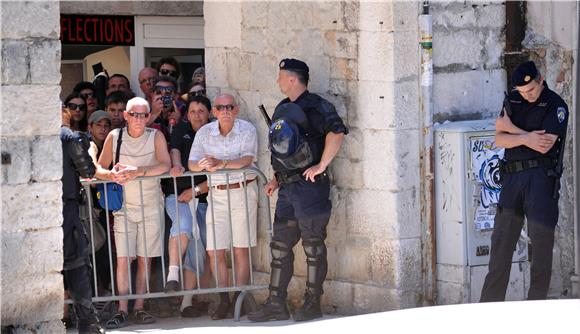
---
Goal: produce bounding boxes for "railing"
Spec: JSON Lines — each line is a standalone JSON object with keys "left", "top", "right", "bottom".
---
{"left": 69, "top": 167, "right": 273, "bottom": 321}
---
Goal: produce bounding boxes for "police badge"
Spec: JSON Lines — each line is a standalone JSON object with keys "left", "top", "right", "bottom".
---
{"left": 557, "top": 107, "right": 566, "bottom": 123}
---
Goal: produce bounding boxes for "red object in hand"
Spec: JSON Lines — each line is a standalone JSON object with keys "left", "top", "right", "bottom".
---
{"left": 169, "top": 118, "right": 177, "bottom": 126}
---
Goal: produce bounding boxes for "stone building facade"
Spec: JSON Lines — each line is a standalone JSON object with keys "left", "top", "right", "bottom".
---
{"left": 1, "top": 1, "right": 577, "bottom": 332}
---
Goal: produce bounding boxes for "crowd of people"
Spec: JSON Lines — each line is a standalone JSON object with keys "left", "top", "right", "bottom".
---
{"left": 62, "top": 56, "right": 349, "bottom": 332}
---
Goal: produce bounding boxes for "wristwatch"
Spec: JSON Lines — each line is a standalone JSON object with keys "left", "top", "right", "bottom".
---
{"left": 194, "top": 185, "right": 201, "bottom": 196}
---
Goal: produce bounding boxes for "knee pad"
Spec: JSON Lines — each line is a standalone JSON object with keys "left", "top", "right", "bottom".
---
{"left": 302, "top": 238, "right": 326, "bottom": 259}
{"left": 270, "top": 240, "right": 292, "bottom": 263}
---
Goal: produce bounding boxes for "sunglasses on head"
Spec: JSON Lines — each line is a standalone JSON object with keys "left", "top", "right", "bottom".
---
{"left": 67, "top": 103, "right": 87, "bottom": 111}
{"left": 155, "top": 86, "right": 176, "bottom": 95}
{"left": 188, "top": 89, "right": 206, "bottom": 98}
{"left": 160, "top": 69, "right": 178, "bottom": 77}
{"left": 80, "top": 92, "right": 94, "bottom": 99}
{"left": 215, "top": 104, "right": 235, "bottom": 111}
{"left": 127, "top": 111, "right": 150, "bottom": 119}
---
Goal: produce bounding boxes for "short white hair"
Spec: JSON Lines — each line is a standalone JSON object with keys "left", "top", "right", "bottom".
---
{"left": 125, "top": 97, "right": 150, "bottom": 114}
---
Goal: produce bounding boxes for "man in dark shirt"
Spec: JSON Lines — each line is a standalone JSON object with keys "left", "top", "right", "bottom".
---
{"left": 480, "top": 61, "right": 568, "bottom": 302}
{"left": 249, "top": 58, "right": 348, "bottom": 322}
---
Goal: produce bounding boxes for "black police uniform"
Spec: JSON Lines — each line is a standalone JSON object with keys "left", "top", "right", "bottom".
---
{"left": 61, "top": 126, "right": 104, "bottom": 333}
{"left": 251, "top": 59, "right": 348, "bottom": 322}
{"left": 480, "top": 62, "right": 569, "bottom": 302}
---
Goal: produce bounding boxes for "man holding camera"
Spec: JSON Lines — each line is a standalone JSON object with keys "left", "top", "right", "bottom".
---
{"left": 147, "top": 76, "right": 185, "bottom": 140}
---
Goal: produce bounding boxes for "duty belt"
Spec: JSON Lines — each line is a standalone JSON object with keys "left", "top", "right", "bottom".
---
{"left": 500, "top": 157, "right": 557, "bottom": 174}
{"left": 276, "top": 171, "right": 328, "bottom": 185}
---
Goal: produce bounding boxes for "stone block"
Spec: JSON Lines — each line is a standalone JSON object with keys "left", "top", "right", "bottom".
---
{"left": 392, "top": 1, "right": 420, "bottom": 32}
{"left": 30, "top": 39, "right": 61, "bottom": 85}
{"left": 241, "top": 27, "right": 270, "bottom": 55}
{"left": 322, "top": 280, "right": 355, "bottom": 314}
{"left": 312, "top": 1, "right": 346, "bottom": 31}
{"left": 1, "top": 1, "right": 59, "bottom": 39}
{"left": 330, "top": 57, "right": 358, "bottom": 81}
{"left": 1, "top": 272, "right": 63, "bottom": 325}
{"left": 324, "top": 31, "right": 357, "bottom": 59}
{"left": 227, "top": 52, "right": 251, "bottom": 90}
{"left": 477, "top": 3, "right": 506, "bottom": 29}
{"left": 343, "top": 1, "right": 360, "bottom": 32}
{"left": 1, "top": 40, "right": 29, "bottom": 85}
{"left": 432, "top": 2, "right": 477, "bottom": 29}
{"left": 306, "top": 55, "right": 330, "bottom": 94}
{"left": 358, "top": 30, "right": 394, "bottom": 82}
{"left": 393, "top": 30, "right": 420, "bottom": 80}
{"left": 203, "top": 2, "right": 242, "bottom": 48}
{"left": 1, "top": 85, "right": 61, "bottom": 137}
{"left": 1, "top": 181, "right": 62, "bottom": 233}
{"left": 31, "top": 135, "right": 62, "bottom": 182}
{"left": 266, "top": 29, "right": 302, "bottom": 56}
{"left": 433, "top": 29, "right": 483, "bottom": 69}
{"left": 329, "top": 157, "right": 364, "bottom": 190}
{"left": 298, "top": 29, "right": 325, "bottom": 56}
{"left": 268, "top": 2, "right": 313, "bottom": 30}
{"left": 338, "top": 127, "right": 362, "bottom": 161}
{"left": 250, "top": 55, "right": 279, "bottom": 92}
{"left": 359, "top": 1, "right": 393, "bottom": 32}
{"left": 1, "top": 138, "right": 31, "bottom": 185}
{"left": 483, "top": 30, "right": 504, "bottom": 69}
{"left": 2, "top": 228, "right": 62, "bottom": 278}
{"left": 334, "top": 235, "right": 373, "bottom": 282}
{"left": 329, "top": 79, "right": 348, "bottom": 96}
{"left": 10, "top": 319, "right": 65, "bottom": 334}
{"left": 395, "top": 238, "right": 423, "bottom": 293}
{"left": 353, "top": 284, "right": 400, "bottom": 312}
{"left": 433, "top": 69, "right": 506, "bottom": 121}
{"left": 205, "top": 48, "right": 229, "bottom": 88}
{"left": 241, "top": 1, "right": 269, "bottom": 28}
{"left": 352, "top": 80, "right": 420, "bottom": 131}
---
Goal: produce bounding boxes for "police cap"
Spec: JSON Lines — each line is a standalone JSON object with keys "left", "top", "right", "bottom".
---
{"left": 279, "top": 58, "right": 309, "bottom": 74}
{"left": 512, "top": 61, "right": 539, "bottom": 87}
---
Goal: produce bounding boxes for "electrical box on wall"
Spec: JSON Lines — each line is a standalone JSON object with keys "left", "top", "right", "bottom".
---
{"left": 434, "top": 120, "right": 530, "bottom": 304}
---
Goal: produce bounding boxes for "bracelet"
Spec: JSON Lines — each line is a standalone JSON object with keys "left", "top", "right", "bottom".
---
{"left": 194, "top": 185, "right": 201, "bottom": 195}
{"left": 222, "top": 159, "right": 228, "bottom": 168}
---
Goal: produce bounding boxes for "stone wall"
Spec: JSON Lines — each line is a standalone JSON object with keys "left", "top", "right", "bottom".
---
{"left": 60, "top": 1, "right": 202, "bottom": 16}
{"left": 1, "top": 1, "right": 64, "bottom": 332}
{"left": 204, "top": 1, "right": 423, "bottom": 314}
{"left": 431, "top": 1, "right": 506, "bottom": 122}
{"left": 524, "top": 1, "right": 577, "bottom": 298}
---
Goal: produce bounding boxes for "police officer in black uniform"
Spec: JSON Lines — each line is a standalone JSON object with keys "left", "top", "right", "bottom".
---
{"left": 61, "top": 106, "right": 105, "bottom": 334}
{"left": 480, "top": 61, "right": 568, "bottom": 302}
{"left": 248, "top": 58, "right": 348, "bottom": 322}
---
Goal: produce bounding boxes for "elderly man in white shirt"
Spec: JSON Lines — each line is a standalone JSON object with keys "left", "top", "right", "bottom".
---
{"left": 188, "top": 93, "right": 258, "bottom": 319}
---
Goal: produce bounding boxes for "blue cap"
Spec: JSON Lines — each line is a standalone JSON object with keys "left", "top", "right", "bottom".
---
{"left": 512, "top": 61, "right": 538, "bottom": 87}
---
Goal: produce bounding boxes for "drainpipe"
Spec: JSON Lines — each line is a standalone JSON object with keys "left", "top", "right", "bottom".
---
{"left": 419, "top": 1, "right": 435, "bottom": 305}
{"left": 572, "top": 1, "right": 580, "bottom": 298}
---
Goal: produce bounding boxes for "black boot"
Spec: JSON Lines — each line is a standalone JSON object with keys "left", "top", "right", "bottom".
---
{"left": 248, "top": 240, "right": 294, "bottom": 322}
{"left": 293, "top": 238, "right": 327, "bottom": 322}
{"left": 247, "top": 295, "right": 290, "bottom": 322}
{"left": 293, "top": 290, "right": 322, "bottom": 321}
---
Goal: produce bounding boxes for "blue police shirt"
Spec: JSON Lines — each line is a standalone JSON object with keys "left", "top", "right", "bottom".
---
{"left": 505, "top": 82, "right": 568, "bottom": 161}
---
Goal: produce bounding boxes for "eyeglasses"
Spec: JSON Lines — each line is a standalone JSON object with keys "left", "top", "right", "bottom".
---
{"left": 67, "top": 103, "right": 87, "bottom": 111}
{"left": 155, "top": 86, "right": 176, "bottom": 95}
{"left": 215, "top": 104, "right": 235, "bottom": 111}
{"left": 160, "top": 69, "right": 178, "bottom": 78}
{"left": 80, "top": 92, "right": 94, "bottom": 99}
{"left": 188, "top": 90, "right": 206, "bottom": 98}
{"left": 139, "top": 77, "right": 156, "bottom": 85}
{"left": 127, "top": 111, "right": 150, "bottom": 119}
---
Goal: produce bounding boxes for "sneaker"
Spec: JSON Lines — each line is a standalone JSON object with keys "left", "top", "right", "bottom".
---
{"left": 247, "top": 297, "right": 290, "bottom": 322}
{"left": 293, "top": 292, "right": 322, "bottom": 322}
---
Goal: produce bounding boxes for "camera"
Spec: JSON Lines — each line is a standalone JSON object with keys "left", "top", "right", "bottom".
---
{"left": 160, "top": 94, "right": 173, "bottom": 108}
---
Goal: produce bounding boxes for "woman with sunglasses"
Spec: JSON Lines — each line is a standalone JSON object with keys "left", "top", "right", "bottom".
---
{"left": 73, "top": 81, "right": 99, "bottom": 120}
{"left": 64, "top": 92, "right": 88, "bottom": 132}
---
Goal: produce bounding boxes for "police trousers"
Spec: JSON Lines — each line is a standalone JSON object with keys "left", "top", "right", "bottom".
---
{"left": 480, "top": 169, "right": 558, "bottom": 302}
{"left": 63, "top": 200, "right": 95, "bottom": 323}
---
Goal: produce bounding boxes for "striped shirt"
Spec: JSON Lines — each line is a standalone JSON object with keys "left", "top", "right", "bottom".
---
{"left": 188, "top": 118, "right": 257, "bottom": 185}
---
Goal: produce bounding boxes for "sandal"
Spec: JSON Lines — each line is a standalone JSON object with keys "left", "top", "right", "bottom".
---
{"left": 132, "top": 309, "right": 156, "bottom": 325}
{"left": 105, "top": 311, "right": 129, "bottom": 329}
{"left": 181, "top": 305, "right": 201, "bottom": 318}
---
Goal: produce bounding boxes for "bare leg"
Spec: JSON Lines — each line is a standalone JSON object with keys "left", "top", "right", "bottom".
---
{"left": 233, "top": 247, "right": 250, "bottom": 286}
{"left": 116, "top": 257, "right": 132, "bottom": 313}
{"left": 134, "top": 256, "right": 152, "bottom": 310}
{"left": 168, "top": 234, "right": 189, "bottom": 267}
{"left": 207, "top": 249, "right": 228, "bottom": 288}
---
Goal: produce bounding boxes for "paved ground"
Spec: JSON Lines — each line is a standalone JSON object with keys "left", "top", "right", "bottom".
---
{"left": 68, "top": 299, "right": 580, "bottom": 334}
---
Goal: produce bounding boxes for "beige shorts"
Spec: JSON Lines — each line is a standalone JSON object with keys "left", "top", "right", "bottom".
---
{"left": 113, "top": 205, "right": 163, "bottom": 258}
{"left": 206, "top": 181, "right": 258, "bottom": 250}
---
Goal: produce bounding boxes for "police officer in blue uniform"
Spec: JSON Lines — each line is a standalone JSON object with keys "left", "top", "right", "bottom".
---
{"left": 480, "top": 61, "right": 568, "bottom": 302}
{"left": 61, "top": 106, "right": 105, "bottom": 333}
{"left": 248, "top": 59, "right": 348, "bottom": 322}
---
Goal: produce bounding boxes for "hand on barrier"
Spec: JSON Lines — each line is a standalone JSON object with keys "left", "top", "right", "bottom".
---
{"left": 264, "top": 179, "right": 279, "bottom": 196}
{"left": 199, "top": 154, "right": 222, "bottom": 172}
{"left": 178, "top": 188, "right": 193, "bottom": 203}
{"left": 112, "top": 163, "right": 139, "bottom": 185}
{"left": 170, "top": 165, "right": 185, "bottom": 177}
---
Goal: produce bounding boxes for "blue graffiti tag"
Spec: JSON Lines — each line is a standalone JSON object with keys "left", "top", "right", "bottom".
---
{"left": 478, "top": 153, "right": 502, "bottom": 208}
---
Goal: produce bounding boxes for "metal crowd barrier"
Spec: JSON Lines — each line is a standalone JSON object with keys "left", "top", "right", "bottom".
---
{"left": 68, "top": 167, "right": 273, "bottom": 321}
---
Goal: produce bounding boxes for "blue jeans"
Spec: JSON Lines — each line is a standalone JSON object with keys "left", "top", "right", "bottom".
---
{"left": 183, "top": 202, "right": 207, "bottom": 273}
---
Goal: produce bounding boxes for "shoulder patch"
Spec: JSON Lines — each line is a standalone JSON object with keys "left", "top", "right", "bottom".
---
{"left": 557, "top": 106, "right": 567, "bottom": 123}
